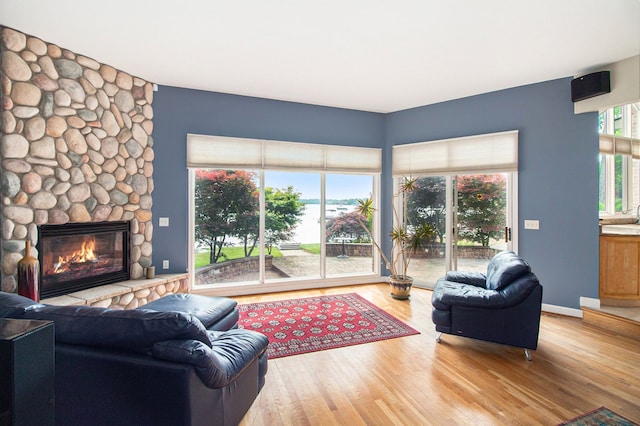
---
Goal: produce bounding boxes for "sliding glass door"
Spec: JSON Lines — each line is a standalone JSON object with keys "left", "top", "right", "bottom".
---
{"left": 453, "top": 173, "right": 511, "bottom": 272}
{"left": 405, "top": 173, "right": 515, "bottom": 288}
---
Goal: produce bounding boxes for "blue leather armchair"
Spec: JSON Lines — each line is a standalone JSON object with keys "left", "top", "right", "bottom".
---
{"left": 431, "top": 251, "right": 543, "bottom": 360}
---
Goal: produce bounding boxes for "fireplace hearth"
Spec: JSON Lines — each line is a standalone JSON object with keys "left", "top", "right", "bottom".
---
{"left": 37, "top": 221, "right": 131, "bottom": 299}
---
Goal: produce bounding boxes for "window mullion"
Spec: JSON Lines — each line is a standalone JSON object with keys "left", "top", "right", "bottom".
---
{"left": 605, "top": 155, "right": 615, "bottom": 214}
{"left": 320, "top": 174, "right": 326, "bottom": 279}
{"left": 259, "top": 170, "right": 265, "bottom": 283}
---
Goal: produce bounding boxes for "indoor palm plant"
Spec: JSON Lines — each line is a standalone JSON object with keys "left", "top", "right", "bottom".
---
{"left": 356, "top": 177, "right": 435, "bottom": 299}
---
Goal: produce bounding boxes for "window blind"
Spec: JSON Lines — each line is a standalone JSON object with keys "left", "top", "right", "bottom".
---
{"left": 599, "top": 134, "right": 640, "bottom": 159}
{"left": 186, "top": 134, "right": 382, "bottom": 173}
{"left": 392, "top": 130, "right": 518, "bottom": 176}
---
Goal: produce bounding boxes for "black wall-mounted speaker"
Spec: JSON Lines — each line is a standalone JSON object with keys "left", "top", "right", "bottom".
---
{"left": 571, "top": 71, "right": 611, "bottom": 102}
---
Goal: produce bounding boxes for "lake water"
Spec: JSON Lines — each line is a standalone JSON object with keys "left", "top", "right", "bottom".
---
{"left": 289, "top": 204, "right": 356, "bottom": 244}
{"left": 208, "top": 203, "right": 356, "bottom": 247}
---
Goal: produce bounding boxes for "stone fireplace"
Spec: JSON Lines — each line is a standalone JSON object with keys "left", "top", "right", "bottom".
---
{"left": 1, "top": 26, "right": 155, "bottom": 298}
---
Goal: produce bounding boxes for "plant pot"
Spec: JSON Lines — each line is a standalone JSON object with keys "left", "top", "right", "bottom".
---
{"left": 389, "top": 275, "right": 413, "bottom": 300}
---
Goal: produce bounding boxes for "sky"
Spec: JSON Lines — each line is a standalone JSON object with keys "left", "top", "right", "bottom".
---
{"left": 265, "top": 171, "right": 373, "bottom": 200}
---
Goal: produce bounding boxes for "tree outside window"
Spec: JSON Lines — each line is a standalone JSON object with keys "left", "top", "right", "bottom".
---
{"left": 194, "top": 169, "right": 305, "bottom": 264}
{"left": 406, "top": 175, "right": 506, "bottom": 247}
{"left": 194, "top": 169, "right": 259, "bottom": 264}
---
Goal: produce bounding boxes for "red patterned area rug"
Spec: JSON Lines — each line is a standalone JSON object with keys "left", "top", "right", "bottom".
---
{"left": 558, "top": 407, "right": 638, "bottom": 426}
{"left": 237, "top": 293, "right": 420, "bottom": 359}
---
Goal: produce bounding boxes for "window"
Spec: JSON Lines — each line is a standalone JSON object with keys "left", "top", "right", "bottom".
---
{"left": 187, "top": 135, "right": 382, "bottom": 289}
{"left": 598, "top": 103, "right": 640, "bottom": 217}
{"left": 392, "top": 131, "right": 518, "bottom": 287}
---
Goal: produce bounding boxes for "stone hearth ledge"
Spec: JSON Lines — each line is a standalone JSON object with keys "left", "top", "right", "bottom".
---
{"left": 41, "top": 273, "right": 190, "bottom": 309}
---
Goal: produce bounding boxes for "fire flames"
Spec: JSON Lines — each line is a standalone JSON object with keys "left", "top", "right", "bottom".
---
{"left": 53, "top": 238, "right": 98, "bottom": 274}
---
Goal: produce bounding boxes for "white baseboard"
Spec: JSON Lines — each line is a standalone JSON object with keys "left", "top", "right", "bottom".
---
{"left": 542, "top": 303, "right": 583, "bottom": 318}
{"left": 579, "top": 296, "right": 600, "bottom": 310}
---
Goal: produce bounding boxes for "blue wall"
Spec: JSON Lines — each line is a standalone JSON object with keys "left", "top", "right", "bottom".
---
{"left": 152, "top": 78, "right": 599, "bottom": 309}
{"left": 152, "top": 86, "right": 385, "bottom": 273}
{"left": 386, "top": 78, "right": 599, "bottom": 308}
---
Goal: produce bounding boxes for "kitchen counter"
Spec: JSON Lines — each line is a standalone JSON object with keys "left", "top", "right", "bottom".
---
{"left": 600, "top": 224, "right": 640, "bottom": 235}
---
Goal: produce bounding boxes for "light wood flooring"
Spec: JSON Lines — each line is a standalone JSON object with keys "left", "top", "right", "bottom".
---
{"left": 235, "top": 283, "right": 640, "bottom": 425}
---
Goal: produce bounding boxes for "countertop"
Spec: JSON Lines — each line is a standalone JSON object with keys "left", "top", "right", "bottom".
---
{"left": 600, "top": 223, "right": 640, "bottom": 235}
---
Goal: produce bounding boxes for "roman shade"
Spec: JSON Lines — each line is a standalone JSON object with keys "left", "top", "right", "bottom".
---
{"left": 187, "top": 134, "right": 382, "bottom": 173}
{"left": 599, "top": 134, "right": 640, "bottom": 159}
{"left": 392, "top": 130, "right": 519, "bottom": 176}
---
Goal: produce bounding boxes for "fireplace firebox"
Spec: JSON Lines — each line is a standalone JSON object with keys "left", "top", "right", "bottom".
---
{"left": 37, "top": 221, "right": 131, "bottom": 299}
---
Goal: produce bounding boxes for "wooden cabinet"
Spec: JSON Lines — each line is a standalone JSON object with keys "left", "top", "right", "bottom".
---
{"left": 599, "top": 234, "right": 640, "bottom": 303}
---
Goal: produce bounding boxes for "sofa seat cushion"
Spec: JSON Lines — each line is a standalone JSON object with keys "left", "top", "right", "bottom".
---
{"left": 24, "top": 304, "right": 212, "bottom": 351}
{"left": 141, "top": 293, "right": 238, "bottom": 330}
{"left": 152, "top": 329, "right": 269, "bottom": 388}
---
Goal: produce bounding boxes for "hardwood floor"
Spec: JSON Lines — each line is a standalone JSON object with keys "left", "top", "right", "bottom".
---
{"left": 234, "top": 283, "right": 640, "bottom": 425}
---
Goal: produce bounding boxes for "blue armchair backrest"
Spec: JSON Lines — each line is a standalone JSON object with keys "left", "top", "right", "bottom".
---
{"left": 485, "top": 251, "right": 532, "bottom": 291}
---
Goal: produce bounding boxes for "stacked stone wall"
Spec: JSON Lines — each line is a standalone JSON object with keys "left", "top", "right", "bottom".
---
{"left": 324, "top": 243, "right": 497, "bottom": 259}
{"left": 410, "top": 243, "right": 499, "bottom": 259}
{"left": 325, "top": 243, "right": 372, "bottom": 257}
{"left": 0, "top": 26, "right": 155, "bottom": 292}
{"left": 101, "top": 276, "right": 190, "bottom": 309}
{"left": 195, "top": 256, "right": 283, "bottom": 285}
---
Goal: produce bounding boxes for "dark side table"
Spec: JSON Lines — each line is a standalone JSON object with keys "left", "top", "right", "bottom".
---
{"left": 0, "top": 318, "right": 54, "bottom": 426}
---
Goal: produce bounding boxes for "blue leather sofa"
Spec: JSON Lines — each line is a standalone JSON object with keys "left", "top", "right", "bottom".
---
{"left": 431, "top": 251, "right": 543, "bottom": 360}
{"left": 0, "top": 292, "right": 268, "bottom": 426}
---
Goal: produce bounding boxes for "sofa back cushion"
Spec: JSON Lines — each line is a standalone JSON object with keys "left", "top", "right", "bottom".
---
{"left": 23, "top": 305, "right": 212, "bottom": 351}
{"left": 485, "top": 251, "right": 531, "bottom": 291}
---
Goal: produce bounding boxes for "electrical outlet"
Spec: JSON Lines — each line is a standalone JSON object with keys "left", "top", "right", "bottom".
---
{"left": 159, "top": 217, "right": 169, "bottom": 227}
{"left": 524, "top": 220, "right": 540, "bottom": 230}
{"left": 162, "top": 260, "right": 169, "bottom": 269}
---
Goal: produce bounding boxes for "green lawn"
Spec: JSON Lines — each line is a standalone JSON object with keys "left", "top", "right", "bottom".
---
{"left": 300, "top": 243, "right": 320, "bottom": 254}
{"left": 195, "top": 246, "right": 283, "bottom": 268}
{"left": 195, "top": 244, "right": 322, "bottom": 268}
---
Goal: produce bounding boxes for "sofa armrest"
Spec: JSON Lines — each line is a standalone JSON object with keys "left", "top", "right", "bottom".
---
{"left": 443, "top": 271, "right": 487, "bottom": 287}
{"left": 152, "top": 329, "right": 268, "bottom": 389}
{"left": 432, "top": 275, "right": 540, "bottom": 310}
{"left": 0, "top": 291, "right": 44, "bottom": 318}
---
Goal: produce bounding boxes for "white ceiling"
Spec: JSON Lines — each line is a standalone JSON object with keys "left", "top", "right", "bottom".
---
{"left": 2, "top": 0, "right": 639, "bottom": 113}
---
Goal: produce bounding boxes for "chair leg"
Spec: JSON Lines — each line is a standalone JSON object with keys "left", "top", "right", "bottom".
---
{"left": 524, "top": 349, "right": 532, "bottom": 361}
{"left": 435, "top": 332, "right": 442, "bottom": 343}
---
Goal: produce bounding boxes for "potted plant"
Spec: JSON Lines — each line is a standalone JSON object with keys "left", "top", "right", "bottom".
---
{"left": 355, "top": 177, "right": 435, "bottom": 300}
